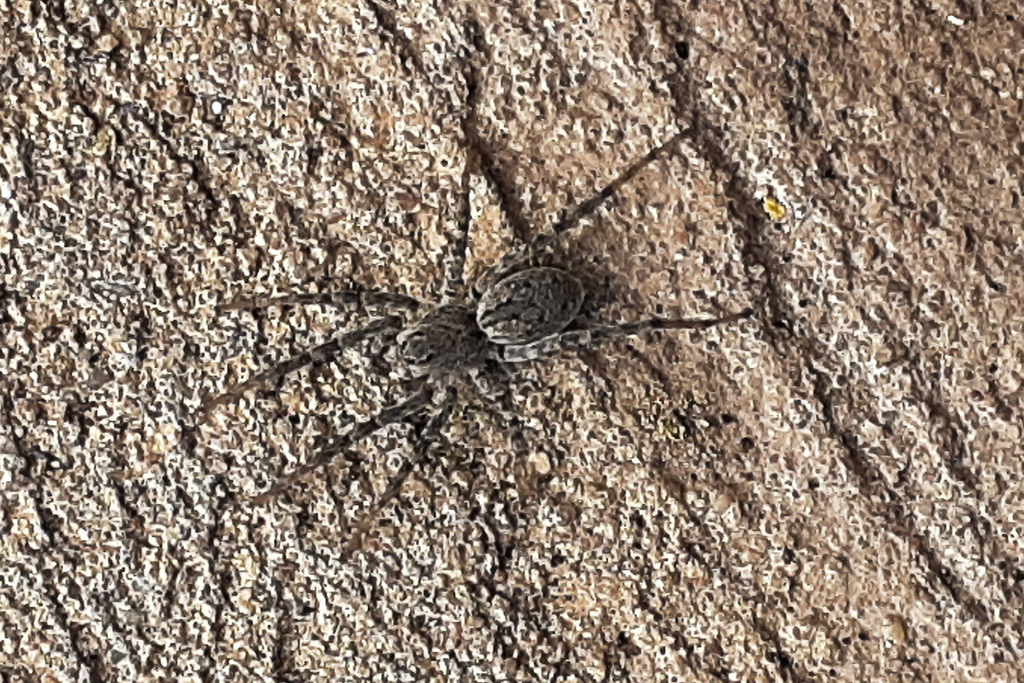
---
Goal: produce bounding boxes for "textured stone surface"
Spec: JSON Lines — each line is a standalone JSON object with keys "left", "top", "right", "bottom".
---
{"left": 2, "top": 1, "right": 1023, "bottom": 681}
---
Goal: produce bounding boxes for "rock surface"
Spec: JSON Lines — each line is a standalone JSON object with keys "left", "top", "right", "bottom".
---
{"left": 2, "top": 1, "right": 1022, "bottom": 681}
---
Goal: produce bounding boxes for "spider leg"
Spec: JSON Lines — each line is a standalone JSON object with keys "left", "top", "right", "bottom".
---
{"left": 339, "top": 391, "right": 455, "bottom": 552}
{"left": 249, "top": 384, "right": 443, "bottom": 504}
{"left": 199, "top": 315, "right": 404, "bottom": 416}
{"left": 498, "top": 308, "right": 753, "bottom": 363}
{"left": 480, "top": 128, "right": 696, "bottom": 287}
{"left": 548, "top": 128, "right": 696, "bottom": 238}
{"left": 218, "top": 290, "right": 423, "bottom": 314}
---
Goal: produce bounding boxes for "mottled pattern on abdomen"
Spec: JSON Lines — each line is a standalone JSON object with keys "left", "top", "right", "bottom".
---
{"left": 476, "top": 267, "right": 585, "bottom": 345}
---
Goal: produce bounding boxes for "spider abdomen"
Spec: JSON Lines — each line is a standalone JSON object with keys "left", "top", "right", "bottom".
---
{"left": 477, "top": 267, "right": 585, "bottom": 345}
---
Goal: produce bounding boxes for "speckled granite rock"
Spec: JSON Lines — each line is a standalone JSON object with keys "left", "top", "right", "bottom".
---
{"left": 2, "top": 1, "right": 1022, "bottom": 681}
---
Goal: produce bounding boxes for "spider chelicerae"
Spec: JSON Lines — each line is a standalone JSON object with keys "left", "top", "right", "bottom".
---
{"left": 199, "top": 128, "right": 752, "bottom": 507}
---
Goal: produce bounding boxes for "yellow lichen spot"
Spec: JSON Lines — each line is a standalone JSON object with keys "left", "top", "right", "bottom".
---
{"left": 657, "top": 414, "right": 683, "bottom": 441}
{"left": 763, "top": 195, "right": 788, "bottom": 221}
{"left": 91, "top": 127, "right": 115, "bottom": 156}
{"left": 148, "top": 420, "right": 180, "bottom": 457}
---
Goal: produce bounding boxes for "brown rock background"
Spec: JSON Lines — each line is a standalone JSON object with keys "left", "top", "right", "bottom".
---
{"left": 2, "top": 1, "right": 1022, "bottom": 681}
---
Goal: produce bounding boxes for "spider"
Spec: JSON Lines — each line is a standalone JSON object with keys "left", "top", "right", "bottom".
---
{"left": 199, "top": 128, "right": 752, "bottom": 506}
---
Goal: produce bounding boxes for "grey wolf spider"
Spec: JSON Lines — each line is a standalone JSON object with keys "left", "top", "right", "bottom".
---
{"left": 201, "top": 129, "right": 751, "bottom": 504}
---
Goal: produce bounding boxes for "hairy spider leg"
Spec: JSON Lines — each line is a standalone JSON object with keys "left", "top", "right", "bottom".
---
{"left": 479, "top": 128, "right": 697, "bottom": 288}
{"left": 442, "top": 162, "right": 477, "bottom": 298}
{"left": 338, "top": 392, "right": 455, "bottom": 550}
{"left": 199, "top": 315, "right": 405, "bottom": 416}
{"left": 498, "top": 308, "right": 753, "bottom": 363}
{"left": 218, "top": 289, "right": 424, "bottom": 315}
{"left": 250, "top": 384, "right": 446, "bottom": 504}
